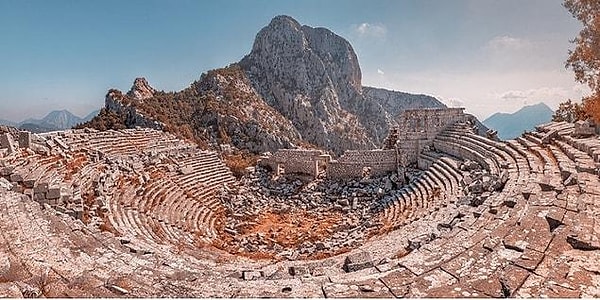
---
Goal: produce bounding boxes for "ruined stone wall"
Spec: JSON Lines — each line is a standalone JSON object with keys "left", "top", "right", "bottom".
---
{"left": 261, "top": 148, "right": 397, "bottom": 179}
{"left": 260, "top": 108, "right": 468, "bottom": 179}
{"left": 395, "top": 108, "right": 466, "bottom": 166}
{"left": 328, "top": 149, "right": 397, "bottom": 179}
{"left": 261, "top": 149, "right": 329, "bottom": 176}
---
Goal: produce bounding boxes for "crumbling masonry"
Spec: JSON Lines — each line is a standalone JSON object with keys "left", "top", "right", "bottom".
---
{"left": 261, "top": 108, "right": 476, "bottom": 180}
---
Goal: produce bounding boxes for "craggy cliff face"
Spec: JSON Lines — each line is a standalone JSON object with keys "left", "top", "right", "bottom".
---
{"left": 126, "top": 77, "right": 156, "bottom": 101}
{"left": 240, "top": 16, "right": 375, "bottom": 154}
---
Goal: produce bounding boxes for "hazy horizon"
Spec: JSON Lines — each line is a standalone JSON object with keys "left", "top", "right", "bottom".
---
{"left": 0, "top": 0, "right": 588, "bottom": 122}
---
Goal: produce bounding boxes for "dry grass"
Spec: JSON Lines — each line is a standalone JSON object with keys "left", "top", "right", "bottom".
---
{"left": 98, "top": 220, "right": 118, "bottom": 234}
{"left": 213, "top": 209, "right": 346, "bottom": 260}
{"left": 223, "top": 153, "right": 258, "bottom": 178}
{"left": 63, "top": 153, "right": 87, "bottom": 181}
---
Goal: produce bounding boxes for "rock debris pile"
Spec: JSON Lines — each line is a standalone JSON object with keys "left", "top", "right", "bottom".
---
{"left": 218, "top": 166, "right": 403, "bottom": 259}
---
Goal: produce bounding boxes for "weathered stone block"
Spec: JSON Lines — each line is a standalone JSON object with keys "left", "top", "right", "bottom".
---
{"left": 288, "top": 265, "right": 310, "bottom": 276}
{"left": 12, "top": 185, "right": 24, "bottom": 193}
{"left": 23, "top": 179, "right": 36, "bottom": 188}
{"left": 72, "top": 206, "right": 83, "bottom": 219}
{"left": 61, "top": 194, "right": 73, "bottom": 204}
{"left": 0, "top": 282, "right": 22, "bottom": 298}
{"left": 18, "top": 131, "right": 31, "bottom": 148}
{"left": 33, "top": 192, "right": 46, "bottom": 202}
{"left": 0, "top": 166, "right": 13, "bottom": 176}
{"left": 9, "top": 173, "right": 22, "bottom": 183}
{"left": 242, "top": 271, "right": 262, "bottom": 280}
{"left": 33, "top": 182, "right": 48, "bottom": 194}
{"left": 344, "top": 251, "right": 374, "bottom": 272}
{"left": 0, "top": 133, "right": 14, "bottom": 154}
{"left": 46, "top": 187, "right": 61, "bottom": 199}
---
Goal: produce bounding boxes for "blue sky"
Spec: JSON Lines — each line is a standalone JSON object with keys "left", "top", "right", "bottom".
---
{"left": 0, "top": 0, "right": 585, "bottom": 121}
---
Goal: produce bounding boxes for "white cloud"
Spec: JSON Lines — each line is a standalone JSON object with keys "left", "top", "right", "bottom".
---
{"left": 498, "top": 87, "right": 569, "bottom": 103}
{"left": 377, "top": 68, "right": 385, "bottom": 75}
{"left": 486, "top": 35, "right": 532, "bottom": 52}
{"left": 493, "top": 87, "right": 574, "bottom": 110}
{"left": 353, "top": 23, "right": 387, "bottom": 38}
{"left": 498, "top": 90, "right": 529, "bottom": 101}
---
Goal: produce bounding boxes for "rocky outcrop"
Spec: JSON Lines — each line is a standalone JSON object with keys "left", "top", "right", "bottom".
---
{"left": 104, "top": 88, "right": 164, "bottom": 130}
{"left": 240, "top": 15, "right": 375, "bottom": 154}
{"left": 126, "top": 77, "right": 156, "bottom": 100}
{"left": 193, "top": 66, "right": 302, "bottom": 153}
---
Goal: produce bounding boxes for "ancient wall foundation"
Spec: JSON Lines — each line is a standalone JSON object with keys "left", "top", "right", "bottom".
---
{"left": 261, "top": 149, "right": 397, "bottom": 179}
{"left": 260, "top": 149, "right": 331, "bottom": 177}
{"left": 395, "top": 108, "right": 469, "bottom": 166}
{"left": 328, "top": 150, "right": 397, "bottom": 179}
{"left": 261, "top": 108, "right": 473, "bottom": 180}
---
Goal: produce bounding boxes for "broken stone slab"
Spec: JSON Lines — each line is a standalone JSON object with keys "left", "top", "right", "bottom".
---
{"left": 46, "top": 187, "right": 61, "bottom": 200}
{"left": 9, "top": 173, "right": 23, "bottom": 183}
{"left": 344, "top": 251, "right": 374, "bottom": 272}
{"left": 0, "top": 133, "right": 15, "bottom": 154}
{"left": 106, "top": 284, "right": 129, "bottom": 295}
{"left": 288, "top": 265, "right": 310, "bottom": 277}
{"left": 242, "top": 270, "right": 262, "bottom": 280}
{"left": 52, "top": 137, "right": 69, "bottom": 150}
{"left": 563, "top": 173, "right": 578, "bottom": 186}
{"left": 18, "top": 131, "right": 31, "bottom": 148}
{"left": 337, "top": 198, "right": 349, "bottom": 206}
{"left": 0, "top": 177, "right": 12, "bottom": 191}
{"left": 178, "top": 165, "right": 194, "bottom": 175}
{"left": 33, "top": 182, "right": 49, "bottom": 194}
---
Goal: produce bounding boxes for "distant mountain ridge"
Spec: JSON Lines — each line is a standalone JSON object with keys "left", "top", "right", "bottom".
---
{"left": 483, "top": 102, "right": 554, "bottom": 140}
{"left": 0, "top": 109, "right": 100, "bottom": 133}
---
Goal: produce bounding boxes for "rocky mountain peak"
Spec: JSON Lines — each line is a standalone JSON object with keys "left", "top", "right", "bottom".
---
{"left": 240, "top": 15, "right": 370, "bottom": 154}
{"left": 243, "top": 15, "right": 362, "bottom": 96}
{"left": 127, "top": 77, "right": 156, "bottom": 101}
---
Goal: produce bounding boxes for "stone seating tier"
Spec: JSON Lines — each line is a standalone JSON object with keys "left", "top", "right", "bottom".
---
{"left": 2, "top": 124, "right": 600, "bottom": 297}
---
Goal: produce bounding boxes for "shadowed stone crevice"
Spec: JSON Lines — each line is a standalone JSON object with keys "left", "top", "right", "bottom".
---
{"left": 566, "top": 235, "right": 600, "bottom": 251}
{"left": 545, "top": 215, "right": 564, "bottom": 232}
